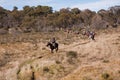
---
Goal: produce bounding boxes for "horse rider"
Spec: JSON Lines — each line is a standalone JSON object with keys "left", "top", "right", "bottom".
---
{"left": 50, "top": 37, "right": 56, "bottom": 46}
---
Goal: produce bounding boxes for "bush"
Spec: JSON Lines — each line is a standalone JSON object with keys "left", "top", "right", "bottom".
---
{"left": 101, "top": 73, "right": 110, "bottom": 79}
{"left": 118, "top": 70, "right": 120, "bottom": 74}
{"left": 43, "top": 67, "right": 49, "bottom": 72}
{"left": 66, "top": 51, "right": 77, "bottom": 58}
{"left": 83, "top": 77, "right": 92, "bottom": 80}
{"left": 102, "top": 60, "right": 109, "bottom": 63}
{"left": 66, "top": 51, "right": 77, "bottom": 64}
{"left": 56, "top": 60, "right": 61, "bottom": 64}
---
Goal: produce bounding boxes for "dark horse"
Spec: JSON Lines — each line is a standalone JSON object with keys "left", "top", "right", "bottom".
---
{"left": 46, "top": 42, "right": 59, "bottom": 53}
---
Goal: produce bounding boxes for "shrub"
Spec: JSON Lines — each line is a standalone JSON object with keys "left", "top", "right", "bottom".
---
{"left": 101, "top": 73, "right": 110, "bottom": 79}
{"left": 56, "top": 60, "right": 61, "bottom": 64}
{"left": 66, "top": 51, "right": 77, "bottom": 64}
{"left": 118, "top": 70, "right": 120, "bottom": 74}
{"left": 103, "top": 60, "right": 109, "bottom": 63}
{"left": 66, "top": 51, "right": 77, "bottom": 58}
{"left": 82, "top": 76, "right": 92, "bottom": 80}
{"left": 43, "top": 67, "right": 49, "bottom": 72}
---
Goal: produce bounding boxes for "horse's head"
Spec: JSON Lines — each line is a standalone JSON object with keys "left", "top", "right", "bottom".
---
{"left": 46, "top": 42, "right": 51, "bottom": 47}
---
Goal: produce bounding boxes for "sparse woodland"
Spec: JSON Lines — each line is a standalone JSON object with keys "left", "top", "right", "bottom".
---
{"left": 0, "top": 5, "right": 120, "bottom": 34}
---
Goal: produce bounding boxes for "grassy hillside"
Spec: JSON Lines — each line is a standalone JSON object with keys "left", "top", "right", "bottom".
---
{"left": 0, "top": 27, "right": 120, "bottom": 80}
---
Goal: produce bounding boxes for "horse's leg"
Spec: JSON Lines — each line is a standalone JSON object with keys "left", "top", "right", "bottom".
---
{"left": 56, "top": 47, "right": 58, "bottom": 52}
{"left": 51, "top": 49, "right": 53, "bottom": 53}
{"left": 88, "top": 35, "right": 91, "bottom": 40}
{"left": 92, "top": 35, "right": 95, "bottom": 40}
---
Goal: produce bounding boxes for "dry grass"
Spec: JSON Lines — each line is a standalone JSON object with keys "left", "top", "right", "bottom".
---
{"left": 0, "top": 27, "right": 120, "bottom": 80}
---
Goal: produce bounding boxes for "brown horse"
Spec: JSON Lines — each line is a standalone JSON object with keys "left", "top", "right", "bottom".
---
{"left": 46, "top": 42, "right": 59, "bottom": 53}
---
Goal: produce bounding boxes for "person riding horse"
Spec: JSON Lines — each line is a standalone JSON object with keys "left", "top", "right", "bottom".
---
{"left": 83, "top": 30, "right": 95, "bottom": 40}
{"left": 47, "top": 37, "right": 59, "bottom": 53}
